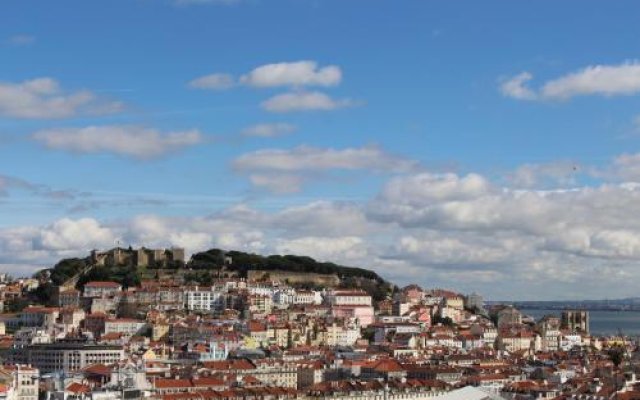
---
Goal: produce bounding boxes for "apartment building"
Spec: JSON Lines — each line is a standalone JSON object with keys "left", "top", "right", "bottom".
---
{"left": 317, "top": 323, "right": 360, "bottom": 346}
{"left": 4, "top": 343, "right": 124, "bottom": 373}
{"left": 104, "top": 318, "right": 148, "bottom": 337}
{"left": 184, "top": 289, "right": 225, "bottom": 312}
{"left": 324, "top": 290, "right": 372, "bottom": 306}
{"left": 83, "top": 281, "right": 122, "bottom": 298}
{"left": 19, "top": 307, "right": 59, "bottom": 328}
{"left": 0, "top": 365, "right": 39, "bottom": 400}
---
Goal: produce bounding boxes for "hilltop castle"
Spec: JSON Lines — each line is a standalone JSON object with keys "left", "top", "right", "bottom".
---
{"left": 90, "top": 247, "right": 185, "bottom": 268}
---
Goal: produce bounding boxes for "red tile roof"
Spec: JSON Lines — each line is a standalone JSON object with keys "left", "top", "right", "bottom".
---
{"left": 66, "top": 383, "right": 91, "bottom": 394}
{"left": 155, "top": 379, "right": 192, "bottom": 389}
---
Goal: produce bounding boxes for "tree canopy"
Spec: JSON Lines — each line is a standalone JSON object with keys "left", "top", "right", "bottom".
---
{"left": 190, "top": 249, "right": 384, "bottom": 282}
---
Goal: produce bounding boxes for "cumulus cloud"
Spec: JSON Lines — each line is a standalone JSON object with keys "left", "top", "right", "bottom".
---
{"left": 274, "top": 201, "right": 373, "bottom": 237}
{"left": 393, "top": 233, "right": 515, "bottom": 268}
{"left": 378, "top": 173, "right": 492, "bottom": 205}
{"left": 0, "top": 201, "right": 373, "bottom": 274}
{"left": 366, "top": 172, "right": 640, "bottom": 298}
{"left": 241, "top": 123, "right": 296, "bottom": 138}
{"left": 6, "top": 172, "right": 640, "bottom": 300}
{"left": 189, "top": 61, "right": 355, "bottom": 113}
{"left": 240, "top": 61, "right": 341, "bottom": 88}
{"left": 502, "top": 61, "right": 640, "bottom": 101}
{"left": 261, "top": 91, "right": 355, "bottom": 112}
{"left": 371, "top": 172, "right": 640, "bottom": 258}
{"left": 190, "top": 61, "right": 342, "bottom": 91}
{"left": 0, "top": 77, "right": 124, "bottom": 119}
{"left": 542, "top": 61, "right": 640, "bottom": 99}
{"left": 32, "top": 125, "right": 203, "bottom": 159}
{"left": 33, "top": 218, "right": 116, "bottom": 252}
{"left": 8, "top": 153, "right": 640, "bottom": 299}
{"left": 0, "top": 219, "right": 116, "bottom": 272}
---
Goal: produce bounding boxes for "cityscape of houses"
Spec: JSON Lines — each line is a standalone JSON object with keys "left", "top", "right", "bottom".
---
{"left": 0, "top": 248, "right": 638, "bottom": 400}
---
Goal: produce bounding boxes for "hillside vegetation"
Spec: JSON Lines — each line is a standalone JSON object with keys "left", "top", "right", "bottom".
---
{"left": 190, "top": 249, "right": 384, "bottom": 281}
{"left": 36, "top": 248, "right": 394, "bottom": 302}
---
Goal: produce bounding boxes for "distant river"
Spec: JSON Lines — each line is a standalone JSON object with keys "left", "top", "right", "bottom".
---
{"left": 524, "top": 309, "right": 640, "bottom": 336}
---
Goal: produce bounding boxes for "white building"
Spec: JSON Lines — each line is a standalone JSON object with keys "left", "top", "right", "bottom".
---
{"left": 19, "top": 307, "right": 59, "bottom": 328}
{"left": 559, "top": 332, "right": 583, "bottom": 351}
{"left": 318, "top": 324, "right": 361, "bottom": 346}
{"left": 293, "top": 290, "right": 321, "bottom": 305}
{"left": 247, "top": 283, "right": 276, "bottom": 298}
{"left": 83, "top": 281, "right": 122, "bottom": 298}
{"left": 325, "top": 290, "right": 372, "bottom": 306}
{"left": 4, "top": 343, "right": 124, "bottom": 373}
{"left": 104, "top": 319, "right": 148, "bottom": 337}
{"left": 273, "top": 289, "right": 295, "bottom": 307}
{"left": 184, "top": 288, "right": 225, "bottom": 312}
{"left": 0, "top": 365, "right": 39, "bottom": 400}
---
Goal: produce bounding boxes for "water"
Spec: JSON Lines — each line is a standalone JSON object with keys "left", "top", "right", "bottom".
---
{"left": 523, "top": 309, "right": 640, "bottom": 336}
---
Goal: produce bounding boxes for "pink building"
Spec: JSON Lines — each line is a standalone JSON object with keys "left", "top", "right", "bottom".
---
{"left": 331, "top": 305, "right": 375, "bottom": 327}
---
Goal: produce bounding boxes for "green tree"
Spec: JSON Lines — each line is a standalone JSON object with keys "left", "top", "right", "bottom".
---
{"left": 608, "top": 346, "right": 625, "bottom": 368}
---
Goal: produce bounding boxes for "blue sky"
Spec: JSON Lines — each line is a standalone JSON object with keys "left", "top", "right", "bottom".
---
{"left": 2, "top": 0, "right": 640, "bottom": 300}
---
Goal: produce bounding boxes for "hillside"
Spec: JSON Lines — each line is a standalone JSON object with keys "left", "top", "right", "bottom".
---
{"left": 34, "top": 248, "right": 394, "bottom": 303}
{"left": 190, "top": 249, "right": 383, "bottom": 281}
{"left": 189, "top": 249, "right": 394, "bottom": 300}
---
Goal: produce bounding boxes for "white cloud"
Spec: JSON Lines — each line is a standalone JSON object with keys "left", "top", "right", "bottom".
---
{"left": 234, "top": 145, "right": 418, "bottom": 193}
{"left": 500, "top": 72, "right": 536, "bottom": 100}
{"left": 379, "top": 173, "right": 492, "bottom": 205}
{"left": 394, "top": 233, "right": 514, "bottom": 267}
{"left": 502, "top": 61, "right": 640, "bottom": 101}
{"left": 606, "top": 152, "right": 640, "bottom": 181}
{"left": 274, "top": 201, "right": 372, "bottom": 237}
{"left": 276, "top": 236, "right": 367, "bottom": 261}
{"left": 542, "top": 61, "right": 640, "bottom": 99}
{"left": 261, "top": 91, "right": 356, "bottom": 112}
{"left": 240, "top": 61, "right": 341, "bottom": 88}
{"left": 34, "top": 218, "right": 116, "bottom": 252}
{"left": 188, "top": 73, "right": 235, "bottom": 90}
{"left": 234, "top": 145, "right": 418, "bottom": 173}
{"left": 509, "top": 161, "right": 580, "bottom": 188}
{"left": 366, "top": 172, "right": 640, "bottom": 298}
{"left": 0, "top": 77, "right": 124, "bottom": 119}
{"left": 6, "top": 172, "right": 640, "bottom": 300}
{"left": 241, "top": 123, "right": 296, "bottom": 138}
{"left": 6, "top": 34, "right": 35, "bottom": 47}
{"left": 32, "top": 125, "right": 203, "bottom": 159}
{"left": 190, "top": 61, "right": 342, "bottom": 92}
{"left": 9, "top": 153, "right": 640, "bottom": 299}
{"left": 189, "top": 61, "right": 354, "bottom": 113}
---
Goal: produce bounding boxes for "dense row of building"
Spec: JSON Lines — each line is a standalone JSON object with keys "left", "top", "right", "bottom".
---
{"left": 1, "top": 262, "right": 639, "bottom": 400}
